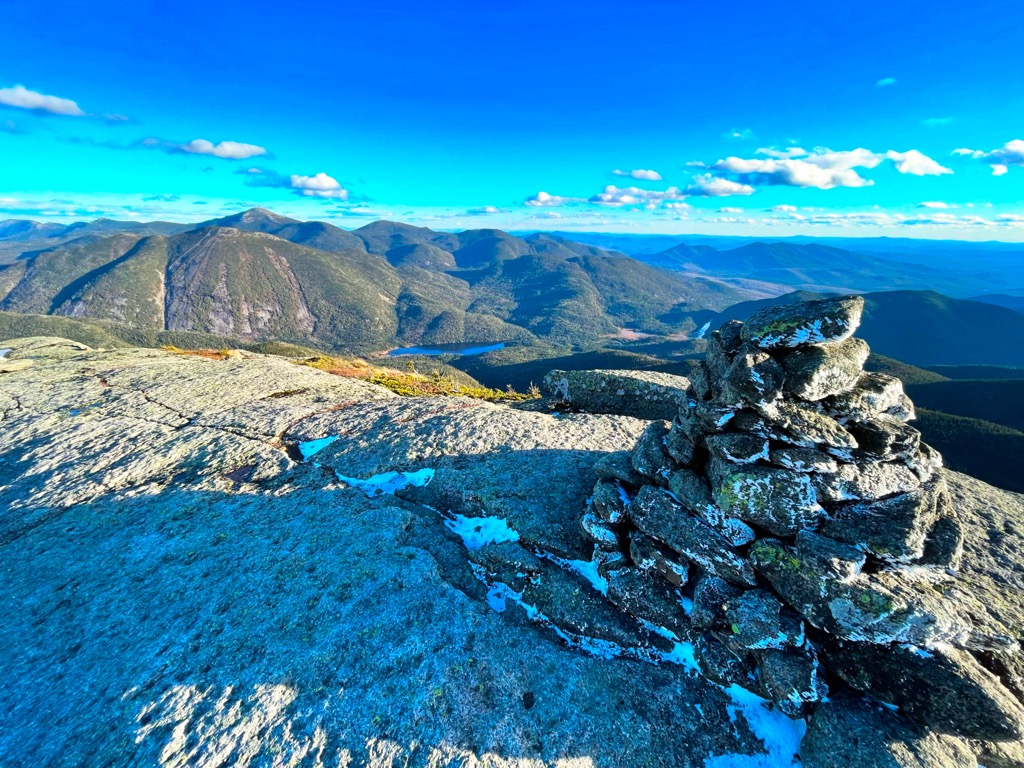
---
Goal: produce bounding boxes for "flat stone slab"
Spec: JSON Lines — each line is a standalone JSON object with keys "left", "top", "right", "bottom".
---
{"left": 543, "top": 368, "right": 691, "bottom": 420}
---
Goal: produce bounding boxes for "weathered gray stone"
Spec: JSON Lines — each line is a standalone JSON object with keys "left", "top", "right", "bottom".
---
{"left": 921, "top": 515, "right": 965, "bottom": 571}
{"left": 825, "top": 642, "right": 1024, "bottom": 742}
{"left": 604, "top": 566, "right": 690, "bottom": 637}
{"left": 631, "top": 420, "right": 674, "bottom": 484}
{"left": 705, "top": 432, "right": 770, "bottom": 465}
{"left": 825, "top": 371, "right": 917, "bottom": 423}
{"left": 688, "top": 362, "right": 712, "bottom": 401}
{"left": 705, "top": 332, "right": 735, "bottom": 384}
{"left": 812, "top": 461, "right": 922, "bottom": 504}
{"left": 756, "top": 399, "right": 859, "bottom": 455}
{"left": 781, "top": 337, "right": 870, "bottom": 401}
{"left": 665, "top": 420, "right": 703, "bottom": 466}
{"left": 467, "top": 540, "right": 545, "bottom": 592}
{"left": 717, "top": 320, "right": 744, "bottom": 352}
{"left": 822, "top": 476, "right": 947, "bottom": 562}
{"left": 691, "top": 575, "right": 745, "bottom": 631}
{"left": 631, "top": 486, "right": 757, "bottom": 587}
{"left": 849, "top": 415, "right": 922, "bottom": 463}
{"left": 581, "top": 512, "right": 621, "bottom": 551}
{"left": 629, "top": 531, "right": 691, "bottom": 588}
{"left": 719, "top": 342, "right": 786, "bottom": 406}
{"left": 755, "top": 648, "right": 827, "bottom": 717}
{"left": 741, "top": 295, "right": 865, "bottom": 349}
{"left": 543, "top": 368, "right": 692, "bottom": 420}
{"left": 594, "top": 449, "right": 646, "bottom": 486}
{"left": 801, "top": 693, "right": 979, "bottom": 768}
{"left": 668, "top": 468, "right": 756, "bottom": 546}
{"left": 708, "top": 456, "right": 824, "bottom": 537}
{"left": 694, "top": 633, "right": 759, "bottom": 690}
{"left": 694, "top": 400, "right": 739, "bottom": 433}
{"left": 769, "top": 446, "right": 839, "bottom": 474}
{"left": 722, "top": 590, "right": 805, "bottom": 651}
{"left": 751, "top": 536, "right": 1013, "bottom": 649}
{"left": 590, "top": 477, "right": 631, "bottom": 524}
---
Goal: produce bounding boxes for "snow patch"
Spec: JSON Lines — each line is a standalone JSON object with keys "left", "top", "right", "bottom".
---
{"left": 297, "top": 435, "right": 340, "bottom": 460}
{"left": 694, "top": 322, "right": 712, "bottom": 340}
{"left": 0, "top": 348, "right": 11, "bottom": 360}
{"left": 705, "top": 686, "right": 806, "bottom": 768}
{"left": 335, "top": 468, "right": 434, "bottom": 497}
{"left": 445, "top": 514, "right": 520, "bottom": 550}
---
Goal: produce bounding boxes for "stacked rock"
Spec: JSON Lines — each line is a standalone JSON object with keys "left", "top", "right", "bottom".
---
{"left": 582, "top": 296, "right": 1024, "bottom": 741}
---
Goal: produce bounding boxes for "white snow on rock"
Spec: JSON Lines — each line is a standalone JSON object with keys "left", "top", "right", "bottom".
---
{"left": 297, "top": 435, "right": 340, "bottom": 460}
{"left": 334, "top": 468, "right": 434, "bottom": 497}
{"left": 703, "top": 685, "right": 807, "bottom": 768}
{"left": 445, "top": 513, "right": 520, "bottom": 550}
{"left": 694, "top": 322, "right": 712, "bottom": 340}
{"left": 0, "top": 348, "right": 12, "bottom": 359}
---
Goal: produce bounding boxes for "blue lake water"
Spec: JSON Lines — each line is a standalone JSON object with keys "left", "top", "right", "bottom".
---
{"left": 388, "top": 342, "right": 506, "bottom": 357}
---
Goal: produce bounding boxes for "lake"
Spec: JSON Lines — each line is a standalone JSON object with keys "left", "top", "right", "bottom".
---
{"left": 387, "top": 342, "right": 506, "bottom": 357}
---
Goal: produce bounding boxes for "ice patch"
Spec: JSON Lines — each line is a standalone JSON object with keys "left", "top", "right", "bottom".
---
{"left": 546, "top": 554, "right": 609, "bottom": 595}
{"left": 335, "top": 468, "right": 434, "bottom": 497}
{"left": 297, "top": 435, "right": 340, "bottom": 460}
{"left": 705, "top": 685, "right": 806, "bottom": 768}
{"left": 445, "top": 514, "right": 520, "bottom": 550}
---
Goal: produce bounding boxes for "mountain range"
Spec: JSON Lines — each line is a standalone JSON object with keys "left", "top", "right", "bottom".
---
{"left": 0, "top": 209, "right": 768, "bottom": 351}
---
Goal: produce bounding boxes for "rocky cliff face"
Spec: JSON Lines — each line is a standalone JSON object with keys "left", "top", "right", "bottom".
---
{"left": 2, "top": 329, "right": 1023, "bottom": 767}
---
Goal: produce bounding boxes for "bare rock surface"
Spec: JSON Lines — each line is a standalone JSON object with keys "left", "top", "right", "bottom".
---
{"left": 0, "top": 336, "right": 793, "bottom": 768}
{"left": 542, "top": 368, "right": 690, "bottom": 420}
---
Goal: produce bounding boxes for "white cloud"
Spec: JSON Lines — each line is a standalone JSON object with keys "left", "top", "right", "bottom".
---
{"left": 684, "top": 174, "right": 755, "bottom": 197}
{"left": 663, "top": 202, "right": 691, "bottom": 211}
{"left": 612, "top": 168, "right": 663, "bottom": 180}
{"left": 953, "top": 140, "right": 1024, "bottom": 175}
{"left": 876, "top": 77, "right": 898, "bottom": 87}
{"left": 884, "top": 149, "right": 952, "bottom": 176}
{"left": 700, "top": 146, "right": 951, "bottom": 190}
{"left": 918, "top": 201, "right": 954, "bottom": 209}
{"left": 589, "top": 184, "right": 686, "bottom": 206}
{"left": 719, "top": 206, "right": 744, "bottom": 213}
{"left": 770, "top": 204, "right": 798, "bottom": 212}
{"left": 180, "top": 139, "right": 268, "bottom": 160}
{"left": 289, "top": 172, "right": 348, "bottom": 200}
{"left": 724, "top": 128, "right": 755, "bottom": 140}
{"left": 710, "top": 155, "right": 875, "bottom": 189}
{"left": 524, "top": 191, "right": 582, "bottom": 207}
{"left": 0, "top": 84, "right": 86, "bottom": 116}
{"left": 465, "top": 205, "right": 508, "bottom": 215}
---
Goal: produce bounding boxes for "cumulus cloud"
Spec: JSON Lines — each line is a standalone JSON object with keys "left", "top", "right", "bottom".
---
{"left": 664, "top": 202, "right": 691, "bottom": 211}
{"left": 954, "top": 139, "right": 1024, "bottom": 176}
{"left": 876, "top": 77, "right": 897, "bottom": 87}
{"left": 770, "top": 204, "right": 798, "bottom": 212}
{"left": 0, "top": 84, "right": 86, "bottom": 116}
{"left": 918, "top": 201, "right": 954, "bottom": 209}
{"left": 465, "top": 205, "right": 509, "bottom": 215}
{"left": 179, "top": 139, "right": 268, "bottom": 160}
{"left": 719, "top": 206, "right": 744, "bottom": 213}
{"left": 589, "top": 184, "right": 687, "bottom": 206}
{"left": 710, "top": 155, "right": 875, "bottom": 189}
{"left": 684, "top": 174, "right": 755, "bottom": 196}
{"left": 524, "top": 191, "right": 583, "bottom": 207}
{"left": 724, "top": 128, "right": 755, "bottom": 140}
{"left": 884, "top": 149, "right": 952, "bottom": 176}
{"left": 243, "top": 169, "right": 349, "bottom": 200}
{"left": 287, "top": 172, "right": 349, "bottom": 199}
{"left": 698, "top": 146, "right": 951, "bottom": 191}
{"left": 612, "top": 168, "right": 663, "bottom": 181}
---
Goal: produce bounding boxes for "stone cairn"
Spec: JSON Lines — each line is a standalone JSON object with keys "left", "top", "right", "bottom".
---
{"left": 582, "top": 295, "right": 1024, "bottom": 742}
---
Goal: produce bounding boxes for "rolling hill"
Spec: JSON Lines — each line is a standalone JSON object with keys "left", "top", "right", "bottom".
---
{"left": 0, "top": 211, "right": 760, "bottom": 351}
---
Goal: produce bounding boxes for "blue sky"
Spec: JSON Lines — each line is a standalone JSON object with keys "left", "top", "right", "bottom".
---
{"left": 1, "top": 0, "right": 1023, "bottom": 239}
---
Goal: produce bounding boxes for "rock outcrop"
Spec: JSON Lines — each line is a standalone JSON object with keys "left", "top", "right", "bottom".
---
{"left": 578, "top": 296, "right": 1024, "bottom": 757}
{"left": 543, "top": 368, "right": 691, "bottom": 420}
{"left": 4, "top": 328, "right": 1024, "bottom": 767}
